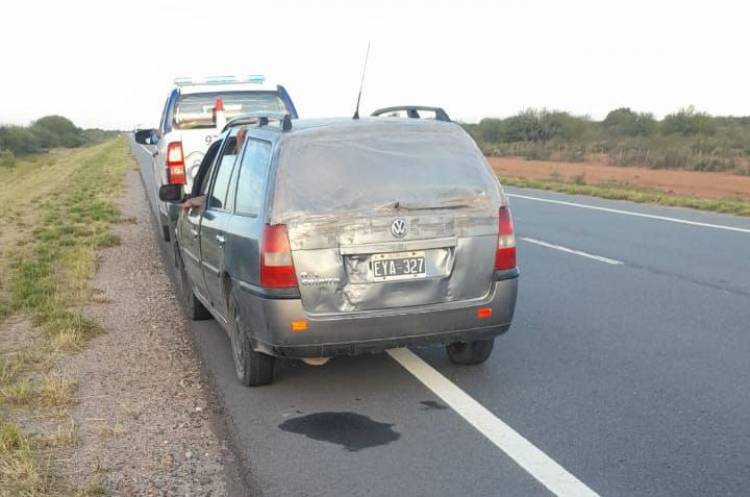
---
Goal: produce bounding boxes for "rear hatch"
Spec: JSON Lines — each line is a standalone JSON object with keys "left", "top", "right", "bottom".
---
{"left": 271, "top": 120, "right": 502, "bottom": 315}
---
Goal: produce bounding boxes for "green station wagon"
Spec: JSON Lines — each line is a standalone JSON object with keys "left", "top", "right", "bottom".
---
{"left": 159, "top": 107, "right": 519, "bottom": 386}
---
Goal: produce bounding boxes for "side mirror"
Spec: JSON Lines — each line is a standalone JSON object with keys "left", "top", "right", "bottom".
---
{"left": 159, "top": 184, "right": 183, "bottom": 203}
{"left": 134, "top": 129, "right": 159, "bottom": 145}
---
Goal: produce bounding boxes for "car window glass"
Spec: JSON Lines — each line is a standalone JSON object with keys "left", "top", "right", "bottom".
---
{"left": 235, "top": 139, "right": 272, "bottom": 217}
{"left": 208, "top": 138, "right": 238, "bottom": 209}
{"left": 274, "top": 125, "right": 498, "bottom": 216}
{"left": 195, "top": 142, "right": 222, "bottom": 196}
{"left": 174, "top": 92, "right": 285, "bottom": 130}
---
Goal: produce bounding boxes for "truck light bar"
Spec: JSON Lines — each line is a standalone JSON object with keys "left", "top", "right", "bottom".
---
{"left": 173, "top": 75, "right": 266, "bottom": 86}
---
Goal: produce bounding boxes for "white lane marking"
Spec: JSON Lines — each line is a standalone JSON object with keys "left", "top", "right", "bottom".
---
{"left": 387, "top": 348, "right": 600, "bottom": 497}
{"left": 520, "top": 237, "right": 623, "bottom": 265}
{"left": 507, "top": 193, "right": 750, "bottom": 234}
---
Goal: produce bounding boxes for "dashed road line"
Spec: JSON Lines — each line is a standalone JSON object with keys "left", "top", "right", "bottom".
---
{"left": 520, "top": 237, "right": 624, "bottom": 265}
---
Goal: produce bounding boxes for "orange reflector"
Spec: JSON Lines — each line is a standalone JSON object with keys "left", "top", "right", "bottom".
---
{"left": 477, "top": 307, "right": 493, "bottom": 319}
{"left": 290, "top": 320, "right": 308, "bottom": 332}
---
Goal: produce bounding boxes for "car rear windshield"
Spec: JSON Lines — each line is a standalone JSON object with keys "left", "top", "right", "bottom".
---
{"left": 272, "top": 123, "right": 500, "bottom": 219}
{"left": 174, "top": 91, "right": 285, "bottom": 129}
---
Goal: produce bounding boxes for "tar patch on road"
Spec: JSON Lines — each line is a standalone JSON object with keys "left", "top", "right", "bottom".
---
{"left": 279, "top": 412, "right": 399, "bottom": 452}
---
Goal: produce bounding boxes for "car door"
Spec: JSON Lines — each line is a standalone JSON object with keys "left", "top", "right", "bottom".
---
{"left": 178, "top": 140, "right": 221, "bottom": 300}
{"left": 200, "top": 133, "right": 240, "bottom": 319}
{"left": 151, "top": 93, "right": 171, "bottom": 209}
{"left": 222, "top": 136, "right": 274, "bottom": 289}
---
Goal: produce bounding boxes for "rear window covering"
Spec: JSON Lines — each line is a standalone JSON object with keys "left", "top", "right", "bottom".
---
{"left": 272, "top": 122, "right": 499, "bottom": 219}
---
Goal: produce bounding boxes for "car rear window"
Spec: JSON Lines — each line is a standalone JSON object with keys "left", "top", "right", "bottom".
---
{"left": 174, "top": 91, "right": 285, "bottom": 129}
{"left": 272, "top": 123, "right": 500, "bottom": 219}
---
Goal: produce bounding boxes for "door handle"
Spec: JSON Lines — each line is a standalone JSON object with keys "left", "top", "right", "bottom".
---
{"left": 152, "top": 150, "right": 158, "bottom": 158}
{"left": 190, "top": 228, "right": 199, "bottom": 238}
{"left": 216, "top": 234, "right": 226, "bottom": 246}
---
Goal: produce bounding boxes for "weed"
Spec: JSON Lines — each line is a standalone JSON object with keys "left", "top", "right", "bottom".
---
{"left": 36, "top": 418, "right": 78, "bottom": 449}
{"left": 40, "top": 373, "right": 77, "bottom": 407}
{"left": 0, "top": 447, "right": 44, "bottom": 496}
{"left": 1, "top": 379, "right": 33, "bottom": 405}
{"left": 97, "top": 420, "right": 126, "bottom": 440}
{"left": 74, "top": 481, "right": 107, "bottom": 496}
{"left": 0, "top": 423, "right": 24, "bottom": 453}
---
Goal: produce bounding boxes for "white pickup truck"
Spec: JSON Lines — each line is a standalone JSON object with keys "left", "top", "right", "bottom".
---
{"left": 135, "top": 75, "right": 298, "bottom": 240}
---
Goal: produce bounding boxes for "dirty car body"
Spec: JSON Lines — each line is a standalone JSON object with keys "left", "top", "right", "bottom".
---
{"left": 167, "top": 113, "right": 518, "bottom": 385}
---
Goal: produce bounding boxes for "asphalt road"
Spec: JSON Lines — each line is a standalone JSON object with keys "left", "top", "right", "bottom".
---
{"left": 131, "top": 138, "right": 750, "bottom": 497}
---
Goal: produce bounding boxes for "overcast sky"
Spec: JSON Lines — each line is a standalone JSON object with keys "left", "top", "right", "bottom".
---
{"left": 1, "top": 0, "right": 748, "bottom": 129}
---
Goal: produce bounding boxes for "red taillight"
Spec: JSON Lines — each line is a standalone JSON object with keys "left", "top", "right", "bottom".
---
{"left": 495, "top": 206, "right": 516, "bottom": 270}
{"left": 260, "top": 224, "right": 298, "bottom": 288}
{"left": 166, "top": 142, "right": 186, "bottom": 185}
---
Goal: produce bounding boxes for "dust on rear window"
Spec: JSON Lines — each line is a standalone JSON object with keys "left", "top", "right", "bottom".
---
{"left": 174, "top": 91, "right": 286, "bottom": 129}
{"left": 272, "top": 122, "right": 500, "bottom": 220}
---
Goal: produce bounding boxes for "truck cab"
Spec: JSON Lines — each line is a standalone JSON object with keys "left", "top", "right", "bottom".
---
{"left": 138, "top": 75, "right": 297, "bottom": 241}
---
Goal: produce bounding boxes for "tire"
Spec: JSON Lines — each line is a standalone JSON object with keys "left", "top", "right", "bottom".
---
{"left": 446, "top": 337, "right": 495, "bottom": 365}
{"left": 228, "top": 296, "right": 275, "bottom": 386}
{"left": 174, "top": 244, "right": 212, "bottom": 321}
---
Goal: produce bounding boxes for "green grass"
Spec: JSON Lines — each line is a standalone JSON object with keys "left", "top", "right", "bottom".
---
{"left": 0, "top": 137, "right": 130, "bottom": 497}
{"left": 501, "top": 175, "right": 750, "bottom": 216}
{"left": 8, "top": 138, "right": 129, "bottom": 348}
{"left": 0, "top": 420, "right": 51, "bottom": 497}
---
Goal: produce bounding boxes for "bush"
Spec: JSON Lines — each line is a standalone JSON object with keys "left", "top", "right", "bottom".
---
{"left": 662, "top": 107, "right": 716, "bottom": 136}
{"left": 603, "top": 108, "right": 657, "bottom": 137}
{"left": 0, "top": 126, "right": 42, "bottom": 155}
{"left": 0, "top": 149, "right": 15, "bottom": 168}
{"left": 0, "top": 116, "right": 111, "bottom": 158}
{"left": 473, "top": 110, "right": 591, "bottom": 144}
{"left": 474, "top": 106, "right": 750, "bottom": 174}
{"left": 31, "top": 115, "right": 84, "bottom": 148}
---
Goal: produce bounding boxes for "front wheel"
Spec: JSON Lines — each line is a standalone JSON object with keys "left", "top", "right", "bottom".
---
{"left": 228, "top": 298, "right": 275, "bottom": 386}
{"left": 446, "top": 337, "right": 495, "bottom": 365}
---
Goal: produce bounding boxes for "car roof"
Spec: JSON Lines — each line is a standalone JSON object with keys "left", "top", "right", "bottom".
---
{"left": 240, "top": 117, "right": 466, "bottom": 146}
{"left": 287, "top": 117, "right": 457, "bottom": 133}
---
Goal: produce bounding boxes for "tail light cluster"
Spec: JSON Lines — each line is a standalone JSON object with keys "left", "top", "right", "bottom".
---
{"left": 260, "top": 225, "right": 298, "bottom": 288}
{"left": 495, "top": 206, "right": 517, "bottom": 271}
{"left": 166, "top": 142, "right": 186, "bottom": 185}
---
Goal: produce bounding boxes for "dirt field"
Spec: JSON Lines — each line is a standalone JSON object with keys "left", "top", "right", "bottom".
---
{"left": 488, "top": 156, "right": 750, "bottom": 202}
{"left": 63, "top": 167, "right": 228, "bottom": 496}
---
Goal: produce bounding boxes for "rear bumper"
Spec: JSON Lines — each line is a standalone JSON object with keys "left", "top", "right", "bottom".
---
{"left": 235, "top": 272, "right": 518, "bottom": 358}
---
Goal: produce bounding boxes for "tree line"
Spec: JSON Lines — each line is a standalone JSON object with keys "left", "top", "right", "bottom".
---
{"left": 464, "top": 107, "right": 750, "bottom": 174}
{"left": 0, "top": 116, "right": 118, "bottom": 167}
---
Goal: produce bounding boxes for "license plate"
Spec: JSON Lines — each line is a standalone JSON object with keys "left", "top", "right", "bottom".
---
{"left": 371, "top": 251, "right": 426, "bottom": 281}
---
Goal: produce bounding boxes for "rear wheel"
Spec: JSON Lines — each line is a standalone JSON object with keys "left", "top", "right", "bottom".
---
{"left": 228, "top": 297, "right": 275, "bottom": 386}
{"left": 174, "top": 244, "right": 211, "bottom": 321}
{"left": 446, "top": 337, "right": 495, "bottom": 365}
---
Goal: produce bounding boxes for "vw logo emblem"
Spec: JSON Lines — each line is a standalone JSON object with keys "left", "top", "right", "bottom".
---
{"left": 391, "top": 218, "right": 407, "bottom": 238}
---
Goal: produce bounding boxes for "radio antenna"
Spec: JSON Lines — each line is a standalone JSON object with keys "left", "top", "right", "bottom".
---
{"left": 352, "top": 42, "right": 371, "bottom": 120}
